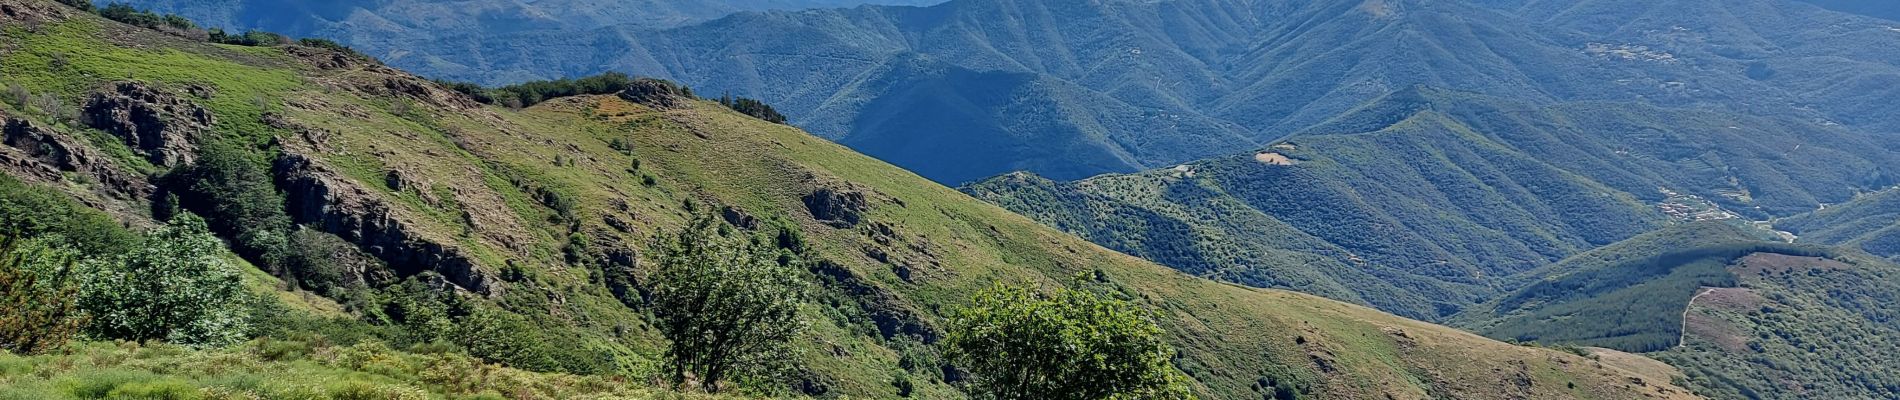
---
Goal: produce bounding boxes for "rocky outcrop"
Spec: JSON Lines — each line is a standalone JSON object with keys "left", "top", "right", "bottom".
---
{"left": 81, "top": 82, "right": 212, "bottom": 167}
{"left": 0, "top": 116, "right": 151, "bottom": 200}
{"left": 275, "top": 152, "right": 499, "bottom": 296}
{"left": 617, "top": 78, "right": 691, "bottom": 109}
{"left": 803, "top": 187, "right": 870, "bottom": 228}
{"left": 0, "top": 0, "right": 70, "bottom": 26}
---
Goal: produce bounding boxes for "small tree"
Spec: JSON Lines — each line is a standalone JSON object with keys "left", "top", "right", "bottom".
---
{"left": 945, "top": 283, "right": 1190, "bottom": 400}
{"left": 650, "top": 216, "right": 807, "bottom": 392}
{"left": 77, "top": 214, "right": 251, "bottom": 346}
{"left": 0, "top": 236, "right": 83, "bottom": 354}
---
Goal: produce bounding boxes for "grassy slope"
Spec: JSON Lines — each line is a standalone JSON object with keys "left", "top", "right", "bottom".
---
{"left": 0, "top": 2, "right": 1695, "bottom": 398}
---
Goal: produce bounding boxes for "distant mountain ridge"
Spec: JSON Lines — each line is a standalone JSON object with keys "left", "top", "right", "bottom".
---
{"left": 117, "top": 0, "right": 1900, "bottom": 185}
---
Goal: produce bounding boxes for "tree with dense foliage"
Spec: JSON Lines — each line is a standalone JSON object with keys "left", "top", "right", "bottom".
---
{"left": 77, "top": 214, "right": 251, "bottom": 346}
{"left": 945, "top": 283, "right": 1190, "bottom": 400}
{"left": 718, "top": 95, "right": 787, "bottom": 124}
{"left": 164, "top": 140, "right": 293, "bottom": 269}
{"left": 0, "top": 236, "right": 83, "bottom": 355}
{"left": 649, "top": 217, "right": 807, "bottom": 392}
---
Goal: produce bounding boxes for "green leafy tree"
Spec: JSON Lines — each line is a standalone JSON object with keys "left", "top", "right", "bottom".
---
{"left": 77, "top": 214, "right": 251, "bottom": 346}
{"left": 945, "top": 283, "right": 1190, "bottom": 400}
{"left": 0, "top": 236, "right": 84, "bottom": 354}
{"left": 164, "top": 140, "right": 292, "bottom": 269}
{"left": 649, "top": 217, "right": 807, "bottom": 392}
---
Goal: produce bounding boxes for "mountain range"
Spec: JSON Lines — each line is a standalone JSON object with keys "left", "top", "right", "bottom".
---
{"left": 123, "top": 0, "right": 1900, "bottom": 186}
{"left": 15, "top": 0, "right": 1900, "bottom": 398}
{"left": 0, "top": 1, "right": 1704, "bottom": 398}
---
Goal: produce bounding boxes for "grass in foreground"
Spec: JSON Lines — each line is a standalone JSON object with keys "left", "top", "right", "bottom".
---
{"left": 0, "top": 339, "right": 745, "bottom": 400}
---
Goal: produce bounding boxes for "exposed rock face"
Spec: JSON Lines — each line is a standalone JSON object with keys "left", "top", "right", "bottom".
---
{"left": 346, "top": 74, "right": 481, "bottom": 111}
{"left": 81, "top": 82, "right": 212, "bottom": 167}
{"left": 804, "top": 187, "right": 869, "bottom": 228}
{"left": 720, "top": 205, "right": 759, "bottom": 230}
{"left": 0, "top": 116, "right": 151, "bottom": 200}
{"left": 275, "top": 152, "right": 498, "bottom": 296}
{"left": 617, "top": 78, "right": 690, "bottom": 109}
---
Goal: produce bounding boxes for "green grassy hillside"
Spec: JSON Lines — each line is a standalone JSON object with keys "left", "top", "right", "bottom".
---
{"left": 0, "top": 1, "right": 1696, "bottom": 398}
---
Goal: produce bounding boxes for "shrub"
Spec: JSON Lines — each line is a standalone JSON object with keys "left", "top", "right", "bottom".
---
{"left": 3, "top": 84, "right": 27, "bottom": 109}
{"left": 0, "top": 236, "right": 83, "bottom": 355}
{"left": 282, "top": 228, "right": 373, "bottom": 296}
{"left": 95, "top": 3, "right": 195, "bottom": 34}
{"left": 944, "top": 283, "right": 1190, "bottom": 400}
{"left": 649, "top": 216, "right": 807, "bottom": 392}
{"left": 0, "top": 175, "right": 138, "bottom": 254}
{"left": 207, "top": 29, "right": 289, "bottom": 47}
{"left": 718, "top": 95, "right": 787, "bottom": 124}
{"left": 163, "top": 140, "right": 292, "bottom": 269}
{"left": 77, "top": 215, "right": 252, "bottom": 346}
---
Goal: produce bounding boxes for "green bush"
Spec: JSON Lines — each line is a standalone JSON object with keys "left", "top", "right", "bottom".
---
{"left": 96, "top": 3, "right": 194, "bottom": 32}
{"left": 0, "top": 176, "right": 138, "bottom": 254}
{"left": 649, "top": 216, "right": 807, "bottom": 392}
{"left": 282, "top": 228, "right": 373, "bottom": 296}
{"left": 945, "top": 283, "right": 1190, "bottom": 400}
{"left": 163, "top": 140, "right": 292, "bottom": 270}
{"left": 0, "top": 236, "right": 83, "bottom": 355}
{"left": 77, "top": 215, "right": 252, "bottom": 346}
{"left": 207, "top": 29, "right": 287, "bottom": 47}
{"left": 717, "top": 95, "right": 787, "bottom": 124}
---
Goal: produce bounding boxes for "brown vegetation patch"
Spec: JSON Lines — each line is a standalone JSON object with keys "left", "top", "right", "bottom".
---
{"left": 1254, "top": 152, "right": 1296, "bottom": 165}
{"left": 1694, "top": 287, "right": 1765, "bottom": 312}
{"left": 1681, "top": 308, "right": 1748, "bottom": 352}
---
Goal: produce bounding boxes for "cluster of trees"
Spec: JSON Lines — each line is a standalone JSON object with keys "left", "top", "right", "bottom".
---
{"left": 439, "top": 72, "right": 642, "bottom": 109}
{"left": 95, "top": 3, "right": 195, "bottom": 33}
{"left": 718, "top": 95, "right": 788, "bottom": 125}
{"left": 0, "top": 212, "right": 253, "bottom": 354}
{"left": 643, "top": 216, "right": 1188, "bottom": 398}
{"left": 438, "top": 74, "right": 791, "bottom": 125}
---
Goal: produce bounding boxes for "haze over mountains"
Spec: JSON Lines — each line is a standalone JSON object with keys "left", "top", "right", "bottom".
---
{"left": 127, "top": 0, "right": 1900, "bottom": 185}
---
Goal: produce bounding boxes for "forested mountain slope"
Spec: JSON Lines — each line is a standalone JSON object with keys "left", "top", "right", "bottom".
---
{"left": 1776, "top": 187, "right": 1900, "bottom": 261}
{"left": 1453, "top": 221, "right": 1900, "bottom": 399}
{"left": 964, "top": 86, "right": 1899, "bottom": 320}
{"left": 0, "top": 1, "right": 1696, "bottom": 398}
